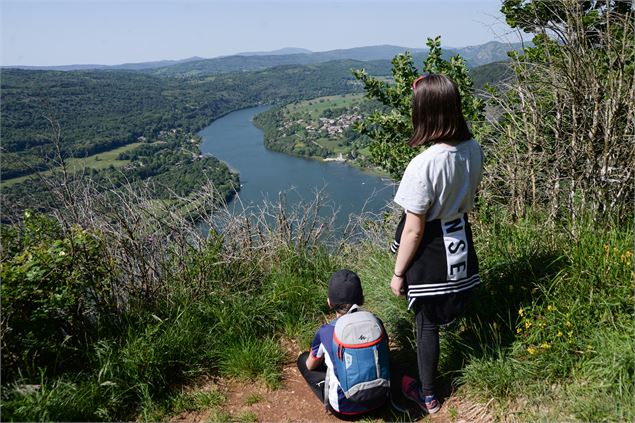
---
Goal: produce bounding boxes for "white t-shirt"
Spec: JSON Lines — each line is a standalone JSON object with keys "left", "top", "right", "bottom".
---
{"left": 394, "top": 139, "right": 483, "bottom": 221}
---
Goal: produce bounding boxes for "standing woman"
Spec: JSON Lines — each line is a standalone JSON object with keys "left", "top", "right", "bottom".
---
{"left": 390, "top": 74, "right": 483, "bottom": 413}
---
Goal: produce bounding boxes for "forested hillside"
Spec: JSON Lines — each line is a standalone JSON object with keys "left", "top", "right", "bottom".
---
{"left": 147, "top": 42, "right": 521, "bottom": 77}
{"left": 1, "top": 59, "right": 392, "bottom": 219}
{"left": 253, "top": 94, "right": 385, "bottom": 168}
{"left": 1, "top": 59, "right": 389, "bottom": 179}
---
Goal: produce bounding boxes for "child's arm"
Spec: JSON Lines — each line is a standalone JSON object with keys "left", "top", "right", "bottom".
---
{"left": 305, "top": 353, "right": 324, "bottom": 370}
{"left": 391, "top": 211, "right": 426, "bottom": 296}
{"left": 306, "top": 329, "right": 325, "bottom": 370}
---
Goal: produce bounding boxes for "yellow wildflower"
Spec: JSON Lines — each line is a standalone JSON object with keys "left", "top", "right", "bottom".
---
{"left": 557, "top": 331, "right": 563, "bottom": 337}
{"left": 565, "top": 320, "right": 572, "bottom": 327}
{"left": 568, "top": 331, "right": 573, "bottom": 337}
{"left": 525, "top": 320, "right": 532, "bottom": 329}
{"left": 626, "top": 251, "right": 633, "bottom": 258}
{"left": 517, "top": 327, "right": 522, "bottom": 334}
{"left": 518, "top": 308, "right": 525, "bottom": 317}
{"left": 540, "top": 342, "right": 551, "bottom": 349}
{"left": 547, "top": 305, "right": 556, "bottom": 312}
{"left": 527, "top": 347, "right": 537, "bottom": 355}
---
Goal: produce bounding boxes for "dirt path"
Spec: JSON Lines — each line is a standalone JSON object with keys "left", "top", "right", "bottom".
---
{"left": 172, "top": 343, "right": 493, "bottom": 423}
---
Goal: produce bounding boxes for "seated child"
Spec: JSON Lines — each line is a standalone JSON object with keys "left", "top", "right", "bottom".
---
{"left": 296, "top": 269, "right": 390, "bottom": 417}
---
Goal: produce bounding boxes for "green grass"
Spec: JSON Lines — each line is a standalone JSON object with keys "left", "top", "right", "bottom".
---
{"left": 217, "top": 337, "right": 285, "bottom": 389}
{"left": 284, "top": 93, "right": 366, "bottom": 119}
{"left": 2, "top": 204, "right": 631, "bottom": 422}
{"left": 1, "top": 217, "right": 342, "bottom": 421}
{"left": 1, "top": 142, "right": 144, "bottom": 187}
{"left": 349, "top": 209, "right": 633, "bottom": 422}
{"left": 458, "top": 213, "right": 634, "bottom": 421}
{"left": 139, "top": 387, "right": 226, "bottom": 421}
{"left": 235, "top": 410, "right": 258, "bottom": 422}
{"left": 315, "top": 137, "right": 349, "bottom": 154}
{"left": 244, "top": 393, "right": 264, "bottom": 405}
{"left": 206, "top": 410, "right": 233, "bottom": 423}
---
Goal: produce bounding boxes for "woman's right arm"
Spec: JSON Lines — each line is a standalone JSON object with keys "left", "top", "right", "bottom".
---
{"left": 390, "top": 211, "right": 426, "bottom": 296}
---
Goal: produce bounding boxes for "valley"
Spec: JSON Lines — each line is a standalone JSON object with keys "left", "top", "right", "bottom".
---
{"left": 1, "top": 17, "right": 632, "bottom": 422}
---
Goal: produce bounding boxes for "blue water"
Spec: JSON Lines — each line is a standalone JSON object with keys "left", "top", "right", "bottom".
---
{"left": 198, "top": 106, "right": 395, "bottom": 229}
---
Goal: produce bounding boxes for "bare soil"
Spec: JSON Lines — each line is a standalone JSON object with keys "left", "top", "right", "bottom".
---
{"left": 171, "top": 342, "right": 493, "bottom": 423}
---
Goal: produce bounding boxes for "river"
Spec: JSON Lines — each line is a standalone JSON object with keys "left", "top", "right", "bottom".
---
{"left": 198, "top": 106, "right": 395, "bottom": 230}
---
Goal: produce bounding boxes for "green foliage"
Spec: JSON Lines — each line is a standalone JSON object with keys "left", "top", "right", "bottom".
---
{"left": 1, "top": 377, "right": 112, "bottom": 422}
{"left": 1, "top": 59, "right": 383, "bottom": 171}
{"left": 469, "top": 61, "right": 513, "bottom": 90}
{"left": 459, "top": 211, "right": 634, "bottom": 421}
{"left": 1, "top": 130, "right": 239, "bottom": 219}
{"left": 244, "top": 393, "right": 264, "bottom": 405}
{"left": 216, "top": 338, "right": 285, "bottom": 389}
{"left": 501, "top": 0, "right": 633, "bottom": 35}
{"left": 354, "top": 207, "right": 633, "bottom": 421}
{"left": 140, "top": 388, "right": 226, "bottom": 422}
{"left": 0, "top": 208, "right": 340, "bottom": 421}
{"left": 0, "top": 212, "right": 113, "bottom": 380}
{"left": 352, "top": 37, "right": 485, "bottom": 178}
{"left": 491, "top": 0, "right": 635, "bottom": 220}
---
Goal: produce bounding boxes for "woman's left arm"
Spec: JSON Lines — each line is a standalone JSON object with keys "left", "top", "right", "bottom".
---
{"left": 391, "top": 211, "right": 426, "bottom": 297}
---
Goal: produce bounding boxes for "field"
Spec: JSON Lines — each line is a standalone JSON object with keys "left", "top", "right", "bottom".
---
{"left": 1, "top": 142, "right": 144, "bottom": 187}
{"left": 282, "top": 93, "right": 367, "bottom": 120}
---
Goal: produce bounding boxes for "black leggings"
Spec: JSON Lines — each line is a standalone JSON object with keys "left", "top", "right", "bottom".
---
{"left": 413, "top": 291, "right": 471, "bottom": 396}
{"left": 415, "top": 307, "right": 440, "bottom": 396}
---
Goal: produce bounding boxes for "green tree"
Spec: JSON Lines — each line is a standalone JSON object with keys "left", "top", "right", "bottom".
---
{"left": 352, "top": 37, "right": 485, "bottom": 178}
{"left": 489, "top": 0, "right": 634, "bottom": 220}
{"left": 501, "top": 0, "right": 633, "bottom": 36}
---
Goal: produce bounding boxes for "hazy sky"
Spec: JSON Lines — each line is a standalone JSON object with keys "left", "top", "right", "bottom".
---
{"left": 1, "top": 0, "right": 523, "bottom": 66}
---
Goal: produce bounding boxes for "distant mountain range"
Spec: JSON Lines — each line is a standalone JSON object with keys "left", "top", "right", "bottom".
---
{"left": 5, "top": 56, "right": 204, "bottom": 72}
{"left": 235, "top": 47, "right": 313, "bottom": 56}
{"left": 4, "top": 41, "right": 527, "bottom": 74}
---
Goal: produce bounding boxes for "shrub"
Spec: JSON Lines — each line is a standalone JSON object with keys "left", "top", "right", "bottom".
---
{"left": 1, "top": 212, "right": 114, "bottom": 380}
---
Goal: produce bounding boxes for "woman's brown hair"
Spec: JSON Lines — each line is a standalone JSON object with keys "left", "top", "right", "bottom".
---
{"left": 408, "top": 74, "right": 472, "bottom": 147}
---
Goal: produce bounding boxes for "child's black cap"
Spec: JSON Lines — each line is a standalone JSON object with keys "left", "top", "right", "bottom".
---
{"left": 328, "top": 269, "right": 364, "bottom": 306}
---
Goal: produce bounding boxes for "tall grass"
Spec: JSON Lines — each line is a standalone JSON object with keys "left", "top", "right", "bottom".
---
{"left": 350, "top": 208, "right": 633, "bottom": 422}
{"left": 2, "top": 183, "right": 631, "bottom": 422}
{"left": 1, "top": 188, "right": 342, "bottom": 421}
{"left": 456, "top": 212, "right": 633, "bottom": 422}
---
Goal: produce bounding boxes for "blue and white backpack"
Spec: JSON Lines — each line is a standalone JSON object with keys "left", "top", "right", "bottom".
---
{"left": 327, "top": 305, "right": 390, "bottom": 406}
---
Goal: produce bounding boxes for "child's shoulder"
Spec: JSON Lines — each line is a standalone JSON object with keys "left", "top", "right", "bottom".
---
{"left": 315, "top": 320, "right": 336, "bottom": 334}
{"left": 312, "top": 321, "right": 336, "bottom": 345}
